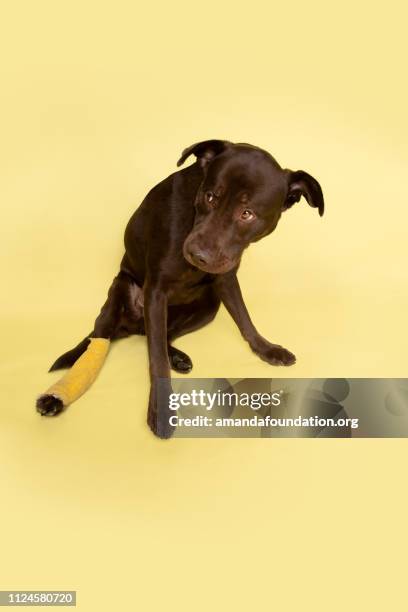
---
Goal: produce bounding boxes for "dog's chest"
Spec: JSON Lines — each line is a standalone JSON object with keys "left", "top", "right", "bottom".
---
{"left": 166, "top": 269, "right": 213, "bottom": 305}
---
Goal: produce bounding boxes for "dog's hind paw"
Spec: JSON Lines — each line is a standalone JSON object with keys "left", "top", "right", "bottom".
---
{"left": 36, "top": 395, "right": 64, "bottom": 416}
{"left": 168, "top": 346, "right": 193, "bottom": 374}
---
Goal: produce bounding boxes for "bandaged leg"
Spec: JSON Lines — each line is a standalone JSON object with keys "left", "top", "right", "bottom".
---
{"left": 37, "top": 338, "right": 110, "bottom": 415}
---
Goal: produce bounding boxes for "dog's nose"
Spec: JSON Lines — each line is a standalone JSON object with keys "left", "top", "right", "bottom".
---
{"left": 188, "top": 247, "right": 209, "bottom": 267}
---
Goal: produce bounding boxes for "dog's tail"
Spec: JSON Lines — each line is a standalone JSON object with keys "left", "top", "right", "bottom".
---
{"left": 48, "top": 335, "right": 92, "bottom": 372}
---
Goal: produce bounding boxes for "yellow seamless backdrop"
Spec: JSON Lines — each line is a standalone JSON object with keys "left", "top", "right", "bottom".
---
{"left": 0, "top": 1, "right": 407, "bottom": 610}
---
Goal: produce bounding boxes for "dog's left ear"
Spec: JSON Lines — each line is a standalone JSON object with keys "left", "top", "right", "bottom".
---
{"left": 177, "top": 139, "right": 232, "bottom": 168}
{"left": 284, "top": 170, "right": 324, "bottom": 217}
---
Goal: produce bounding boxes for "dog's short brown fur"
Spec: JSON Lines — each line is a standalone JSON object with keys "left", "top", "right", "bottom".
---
{"left": 37, "top": 139, "right": 324, "bottom": 438}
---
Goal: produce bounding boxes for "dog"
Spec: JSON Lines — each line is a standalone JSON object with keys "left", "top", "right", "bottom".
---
{"left": 36, "top": 139, "right": 324, "bottom": 438}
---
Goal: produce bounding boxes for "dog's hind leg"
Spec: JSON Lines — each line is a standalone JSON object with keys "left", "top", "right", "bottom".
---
{"left": 166, "top": 289, "right": 221, "bottom": 373}
{"left": 47, "top": 271, "right": 136, "bottom": 372}
{"left": 36, "top": 272, "right": 141, "bottom": 416}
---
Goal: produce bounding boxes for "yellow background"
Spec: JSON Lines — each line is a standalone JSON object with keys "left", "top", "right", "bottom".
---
{"left": 1, "top": 1, "right": 407, "bottom": 610}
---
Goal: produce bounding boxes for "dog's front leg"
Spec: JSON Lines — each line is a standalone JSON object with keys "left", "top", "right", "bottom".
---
{"left": 144, "top": 283, "right": 175, "bottom": 439}
{"left": 215, "top": 273, "right": 296, "bottom": 367}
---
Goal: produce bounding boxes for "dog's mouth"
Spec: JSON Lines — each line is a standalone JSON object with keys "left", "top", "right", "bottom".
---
{"left": 183, "top": 243, "right": 237, "bottom": 275}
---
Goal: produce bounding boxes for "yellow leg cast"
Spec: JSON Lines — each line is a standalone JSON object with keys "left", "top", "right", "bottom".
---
{"left": 38, "top": 338, "right": 110, "bottom": 407}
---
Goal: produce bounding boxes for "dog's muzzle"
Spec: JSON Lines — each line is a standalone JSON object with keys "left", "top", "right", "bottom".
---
{"left": 183, "top": 240, "right": 236, "bottom": 274}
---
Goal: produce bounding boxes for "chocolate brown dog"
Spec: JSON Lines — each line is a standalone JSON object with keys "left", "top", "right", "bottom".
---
{"left": 37, "top": 139, "right": 324, "bottom": 438}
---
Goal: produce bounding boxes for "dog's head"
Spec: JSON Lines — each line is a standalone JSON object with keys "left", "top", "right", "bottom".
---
{"left": 178, "top": 139, "right": 324, "bottom": 274}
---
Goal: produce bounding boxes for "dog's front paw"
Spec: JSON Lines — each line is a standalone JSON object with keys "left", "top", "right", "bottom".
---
{"left": 147, "top": 381, "right": 176, "bottom": 439}
{"left": 36, "top": 394, "right": 64, "bottom": 416}
{"left": 147, "top": 409, "right": 175, "bottom": 439}
{"left": 252, "top": 339, "right": 296, "bottom": 367}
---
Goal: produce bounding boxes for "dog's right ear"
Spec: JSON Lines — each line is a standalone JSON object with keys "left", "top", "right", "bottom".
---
{"left": 283, "top": 170, "right": 325, "bottom": 217}
{"left": 177, "top": 139, "right": 232, "bottom": 168}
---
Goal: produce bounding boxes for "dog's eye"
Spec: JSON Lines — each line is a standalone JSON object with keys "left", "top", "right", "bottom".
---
{"left": 205, "top": 191, "right": 215, "bottom": 205}
{"left": 240, "top": 209, "right": 255, "bottom": 221}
